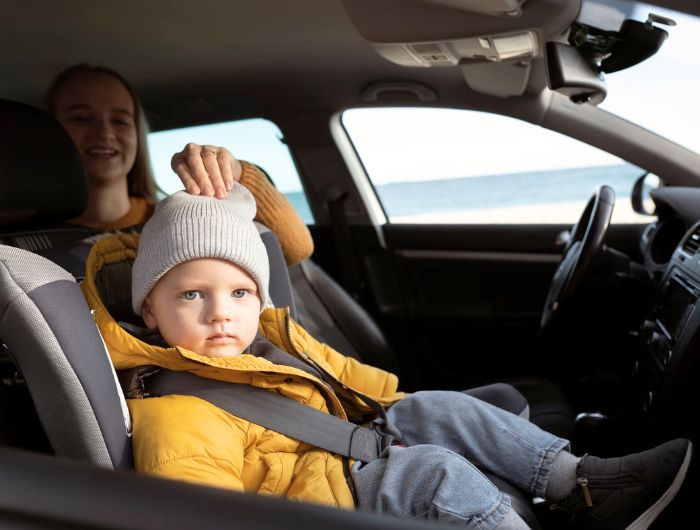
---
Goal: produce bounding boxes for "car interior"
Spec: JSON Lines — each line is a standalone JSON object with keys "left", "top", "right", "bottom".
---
{"left": 2, "top": 0, "right": 700, "bottom": 528}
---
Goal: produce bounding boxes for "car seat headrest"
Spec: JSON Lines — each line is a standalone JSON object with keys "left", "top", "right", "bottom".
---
{"left": 0, "top": 99, "right": 87, "bottom": 227}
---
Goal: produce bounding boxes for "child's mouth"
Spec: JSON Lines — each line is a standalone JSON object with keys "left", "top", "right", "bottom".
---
{"left": 207, "top": 334, "right": 235, "bottom": 343}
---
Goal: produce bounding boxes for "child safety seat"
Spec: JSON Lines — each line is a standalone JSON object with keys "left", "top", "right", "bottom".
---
{"left": 0, "top": 100, "right": 542, "bottom": 526}
{"left": 0, "top": 238, "right": 542, "bottom": 527}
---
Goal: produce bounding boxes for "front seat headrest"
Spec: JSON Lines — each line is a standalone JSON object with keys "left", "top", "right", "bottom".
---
{"left": 0, "top": 99, "right": 87, "bottom": 227}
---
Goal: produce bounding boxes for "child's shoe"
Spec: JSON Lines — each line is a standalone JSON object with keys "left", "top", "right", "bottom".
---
{"left": 551, "top": 438, "right": 692, "bottom": 529}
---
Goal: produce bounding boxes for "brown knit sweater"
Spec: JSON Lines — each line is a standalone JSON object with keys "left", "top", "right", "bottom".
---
{"left": 98, "top": 196, "right": 155, "bottom": 232}
{"left": 239, "top": 161, "right": 314, "bottom": 266}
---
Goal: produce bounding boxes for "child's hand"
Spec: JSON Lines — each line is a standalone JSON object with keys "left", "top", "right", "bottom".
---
{"left": 171, "top": 144, "right": 242, "bottom": 199}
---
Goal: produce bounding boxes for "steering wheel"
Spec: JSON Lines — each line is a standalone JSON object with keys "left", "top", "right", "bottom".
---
{"left": 540, "top": 185, "right": 615, "bottom": 330}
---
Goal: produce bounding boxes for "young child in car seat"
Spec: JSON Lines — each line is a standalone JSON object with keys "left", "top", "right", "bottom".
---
{"left": 82, "top": 184, "right": 692, "bottom": 530}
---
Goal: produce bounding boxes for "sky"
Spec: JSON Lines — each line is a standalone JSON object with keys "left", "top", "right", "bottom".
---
{"left": 147, "top": 2, "right": 699, "bottom": 192}
{"left": 148, "top": 119, "right": 301, "bottom": 193}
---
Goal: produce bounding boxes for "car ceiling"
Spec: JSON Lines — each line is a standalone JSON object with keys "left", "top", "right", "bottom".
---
{"left": 1, "top": 0, "right": 698, "bottom": 131}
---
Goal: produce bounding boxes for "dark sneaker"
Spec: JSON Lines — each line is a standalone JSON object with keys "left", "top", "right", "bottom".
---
{"left": 551, "top": 438, "right": 693, "bottom": 529}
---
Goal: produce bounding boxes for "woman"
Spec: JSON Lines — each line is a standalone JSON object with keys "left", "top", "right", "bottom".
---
{"left": 45, "top": 63, "right": 312, "bottom": 265}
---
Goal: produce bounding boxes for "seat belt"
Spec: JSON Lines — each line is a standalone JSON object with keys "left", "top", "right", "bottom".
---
{"left": 326, "top": 188, "right": 364, "bottom": 301}
{"left": 143, "top": 369, "right": 401, "bottom": 463}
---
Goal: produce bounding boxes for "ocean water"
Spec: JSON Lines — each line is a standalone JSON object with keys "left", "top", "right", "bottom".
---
{"left": 284, "top": 164, "right": 644, "bottom": 224}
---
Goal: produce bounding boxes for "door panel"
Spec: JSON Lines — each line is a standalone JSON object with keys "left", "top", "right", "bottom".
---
{"left": 355, "top": 222, "right": 648, "bottom": 390}
{"left": 392, "top": 248, "right": 558, "bottom": 319}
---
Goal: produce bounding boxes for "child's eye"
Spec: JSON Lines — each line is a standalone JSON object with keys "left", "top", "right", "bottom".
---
{"left": 182, "top": 290, "right": 203, "bottom": 301}
{"left": 232, "top": 289, "right": 248, "bottom": 299}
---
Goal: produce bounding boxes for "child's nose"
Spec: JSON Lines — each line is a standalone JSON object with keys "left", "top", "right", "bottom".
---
{"left": 207, "top": 296, "right": 233, "bottom": 322}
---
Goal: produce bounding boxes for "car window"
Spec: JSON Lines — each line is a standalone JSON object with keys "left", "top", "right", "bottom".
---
{"left": 342, "top": 107, "right": 651, "bottom": 225}
{"left": 147, "top": 119, "right": 314, "bottom": 224}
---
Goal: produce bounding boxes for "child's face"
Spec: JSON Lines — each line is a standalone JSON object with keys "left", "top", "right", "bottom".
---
{"left": 141, "top": 258, "right": 261, "bottom": 358}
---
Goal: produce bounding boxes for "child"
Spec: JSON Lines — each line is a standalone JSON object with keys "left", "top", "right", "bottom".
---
{"left": 82, "top": 185, "right": 692, "bottom": 530}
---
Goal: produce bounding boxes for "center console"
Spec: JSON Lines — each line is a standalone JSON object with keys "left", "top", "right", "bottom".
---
{"left": 637, "top": 222, "right": 700, "bottom": 413}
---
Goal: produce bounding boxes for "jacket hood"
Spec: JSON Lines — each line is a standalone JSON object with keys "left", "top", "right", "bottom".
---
{"left": 81, "top": 233, "right": 402, "bottom": 413}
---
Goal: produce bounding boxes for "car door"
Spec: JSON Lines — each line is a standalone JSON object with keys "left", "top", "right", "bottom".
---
{"left": 337, "top": 107, "right": 650, "bottom": 391}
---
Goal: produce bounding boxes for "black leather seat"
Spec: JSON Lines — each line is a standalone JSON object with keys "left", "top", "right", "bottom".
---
{"left": 0, "top": 99, "right": 98, "bottom": 277}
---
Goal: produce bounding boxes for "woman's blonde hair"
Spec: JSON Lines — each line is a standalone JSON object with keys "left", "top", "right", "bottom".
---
{"left": 45, "top": 64, "right": 159, "bottom": 200}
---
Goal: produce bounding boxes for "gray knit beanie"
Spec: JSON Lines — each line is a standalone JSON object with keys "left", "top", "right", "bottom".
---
{"left": 131, "top": 183, "right": 270, "bottom": 315}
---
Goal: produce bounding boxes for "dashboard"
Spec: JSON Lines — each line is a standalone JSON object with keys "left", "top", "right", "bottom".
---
{"left": 635, "top": 188, "right": 700, "bottom": 418}
{"left": 639, "top": 187, "right": 700, "bottom": 280}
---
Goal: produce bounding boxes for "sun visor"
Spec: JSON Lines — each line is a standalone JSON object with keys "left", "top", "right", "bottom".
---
{"left": 371, "top": 30, "right": 538, "bottom": 97}
{"left": 340, "top": 0, "right": 578, "bottom": 98}
{"left": 372, "top": 30, "right": 538, "bottom": 68}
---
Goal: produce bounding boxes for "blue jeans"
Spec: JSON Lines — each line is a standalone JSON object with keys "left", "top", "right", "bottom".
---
{"left": 352, "top": 391, "right": 569, "bottom": 529}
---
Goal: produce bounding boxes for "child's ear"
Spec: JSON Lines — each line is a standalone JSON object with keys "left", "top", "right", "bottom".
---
{"left": 141, "top": 298, "right": 158, "bottom": 330}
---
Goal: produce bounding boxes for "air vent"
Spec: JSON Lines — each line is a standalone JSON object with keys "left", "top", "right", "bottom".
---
{"left": 681, "top": 227, "right": 700, "bottom": 255}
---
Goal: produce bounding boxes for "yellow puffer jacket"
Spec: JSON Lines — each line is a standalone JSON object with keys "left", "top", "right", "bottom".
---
{"left": 81, "top": 233, "right": 404, "bottom": 509}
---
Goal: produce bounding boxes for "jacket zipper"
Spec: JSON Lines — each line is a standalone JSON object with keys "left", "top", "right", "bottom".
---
{"left": 283, "top": 313, "right": 388, "bottom": 426}
{"left": 283, "top": 313, "right": 342, "bottom": 417}
{"left": 342, "top": 457, "right": 359, "bottom": 507}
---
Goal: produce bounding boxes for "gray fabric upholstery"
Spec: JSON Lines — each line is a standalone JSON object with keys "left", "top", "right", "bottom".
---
{"left": 290, "top": 262, "right": 359, "bottom": 359}
{"left": 257, "top": 224, "right": 297, "bottom": 319}
{"left": 0, "top": 245, "right": 74, "bottom": 290}
{"left": 0, "top": 245, "right": 131, "bottom": 468}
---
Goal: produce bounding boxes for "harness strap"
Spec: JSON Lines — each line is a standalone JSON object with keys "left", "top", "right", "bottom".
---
{"left": 144, "top": 369, "right": 399, "bottom": 463}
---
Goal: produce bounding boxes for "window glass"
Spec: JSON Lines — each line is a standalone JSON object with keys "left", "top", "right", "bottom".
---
{"left": 342, "top": 108, "right": 650, "bottom": 224}
{"left": 147, "top": 119, "right": 313, "bottom": 224}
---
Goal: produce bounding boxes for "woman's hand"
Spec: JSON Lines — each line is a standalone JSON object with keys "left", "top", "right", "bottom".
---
{"left": 171, "top": 144, "right": 242, "bottom": 198}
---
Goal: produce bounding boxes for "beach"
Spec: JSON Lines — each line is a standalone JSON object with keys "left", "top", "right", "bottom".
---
{"left": 391, "top": 199, "right": 651, "bottom": 224}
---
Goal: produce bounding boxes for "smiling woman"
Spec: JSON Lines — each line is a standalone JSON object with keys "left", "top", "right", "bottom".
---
{"left": 45, "top": 64, "right": 158, "bottom": 230}
{"left": 42, "top": 64, "right": 314, "bottom": 265}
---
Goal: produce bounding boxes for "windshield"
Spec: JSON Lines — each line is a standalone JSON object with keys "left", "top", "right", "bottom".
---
{"left": 584, "top": 1, "right": 700, "bottom": 154}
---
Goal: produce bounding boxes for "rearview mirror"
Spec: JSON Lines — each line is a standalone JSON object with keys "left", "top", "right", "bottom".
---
{"left": 545, "top": 42, "right": 607, "bottom": 104}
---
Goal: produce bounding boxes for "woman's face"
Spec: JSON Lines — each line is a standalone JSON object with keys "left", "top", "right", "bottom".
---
{"left": 53, "top": 72, "right": 138, "bottom": 187}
